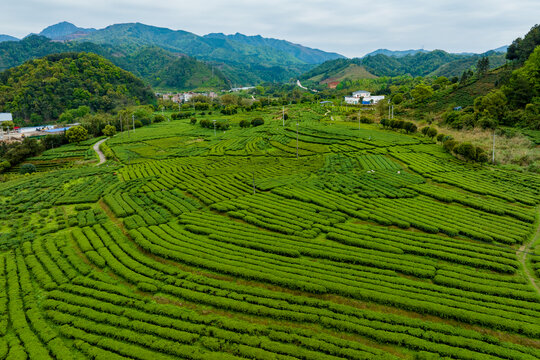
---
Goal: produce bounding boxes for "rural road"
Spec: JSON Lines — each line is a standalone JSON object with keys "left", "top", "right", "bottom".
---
{"left": 518, "top": 209, "right": 540, "bottom": 294}
{"left": 93, "top": 138, "right": 108, "bottom": 165}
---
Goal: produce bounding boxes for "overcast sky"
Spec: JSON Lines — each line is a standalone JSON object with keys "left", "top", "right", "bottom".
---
{"left": 1, "top": 0, "right": 539, "bottom": 57}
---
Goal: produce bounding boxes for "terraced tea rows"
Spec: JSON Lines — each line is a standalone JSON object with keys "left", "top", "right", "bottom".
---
{"left": 0, "top": 107, "right": 539, "bottom": 359}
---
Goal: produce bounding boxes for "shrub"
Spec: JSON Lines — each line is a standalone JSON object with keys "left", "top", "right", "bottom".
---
{"left": 19, "top": 163, "right": 36, "bottom": 174}
{"left": 455, "top": 142, "right": 476, "bottom": 160}
{"left": 153, "top": 114, "right": 166, "bottom": 123}
{"left": 359, "top": 116, "right": 373, "bottom": 124}
{"left": 421, "top": 127, "right": 430, "bottom": 135}
{"left": 190, "top": 117, "right": 197, "bottom": 125}
{"left": 426, "top": 127, "right": 438, "bottom": 139}
{"left": 102, "top": 125, "right": 116, "bottom": 137}
{"left": 443, "top": 139, "right": 457, "bottom": 152}
{"left": 134, "top": 120, "right": 143, "bottom": 128}
{"left": 239, "top": 119, "right": 250, "bottom": 128}
{"left": 251, "top": 118, "right": 264, "bottom": 127}
{"left": 0, "top": 160, "right": 11, "bottom": 173}
{"left": 66, "top": 126, "right": 88, "bottom": 143}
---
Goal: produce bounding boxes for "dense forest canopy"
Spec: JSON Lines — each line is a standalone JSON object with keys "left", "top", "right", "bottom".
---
{"left": 0, "top": 52, "right": 154, "bottom": 123}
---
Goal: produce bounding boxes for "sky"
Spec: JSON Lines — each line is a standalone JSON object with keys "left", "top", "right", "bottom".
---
{"left": 1, "top": 0, "right": 539, "bottom": 57}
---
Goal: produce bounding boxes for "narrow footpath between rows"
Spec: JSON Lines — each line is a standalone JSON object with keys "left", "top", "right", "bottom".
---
{"left": 93, "top": 138, "right": 108, "bottom": 166}
{"left": 519, "top": 208, "right": 540, "bottom": 293}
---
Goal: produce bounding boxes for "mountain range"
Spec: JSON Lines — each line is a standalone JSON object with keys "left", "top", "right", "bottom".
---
{"left": 300, "top": 49, "right": 507, "bottom": 86}
{"left": 0, "top": 22, "right": 510, "bottom": 90}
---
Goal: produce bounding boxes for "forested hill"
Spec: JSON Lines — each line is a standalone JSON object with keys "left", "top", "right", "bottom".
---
{"left": 300, "top": 50, "right": 506, "bottom": 83}
{"left": 0, "top": 52, "right": 154, "bottom": 123}
{"left": 27, "top": 22, "right": 344, "bottom": 84}
{"left": 0, "top": 36, "right": 229, "bottom": 90}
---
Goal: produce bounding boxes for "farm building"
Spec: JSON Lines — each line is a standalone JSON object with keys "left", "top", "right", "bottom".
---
{"left": 344, "top": 96, "right": 360, "bottom": 105}
{"left": 352, "top": 90, "right": 371, "bottom": 98}
{"left": 0, "top": 113, "right": 13, "bottom": 123}
{"left": 344, "top": 91, "right": 385, "bottom": 105}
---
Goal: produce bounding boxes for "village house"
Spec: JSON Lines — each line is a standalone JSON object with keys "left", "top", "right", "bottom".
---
{"left": 344, "top": 91, "right": 385, "bottom": 105}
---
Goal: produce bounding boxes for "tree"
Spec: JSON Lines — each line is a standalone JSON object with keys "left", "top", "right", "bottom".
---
{"left": 443, "top": 139, "right": 457, "bottom": 152}
{"left": 455, "top": 142, "right": 476, "bottom": 161}
{"left": 66, "top": 125, "right": 88, "bottom": 143}
{"left": 19, "top": 163, "right": 36, "bottom": 174}
{"left": 392, "top": 93, "right": 404, "bottom": 104}
{"left": 1, "top": 121, "right": 14, "bottom": 131}
{"left": 426, "top": 127, "right": 438, "bottom": 139}
{"left": 102, "top": 125, "right": 116, "bottom": 137}
{"left": 251, "top": 118, "right": 264, "bottom": 127}
{"left": 475, "top": 90, "right": 507, "bottom": 121}
{"left": 0, "top": 160, "right": 10, "bottom": 173}
{"left": 153, "top": 114, "right": 166, "bottom": 123}
{"left": 410, "top": 84, "right": 433, "bottom": 103}
{"left": 476, "top": 57, "right": 490, "bottom": 75}
{"left": 507, "top": 24, "right": 540, "bottom": 63}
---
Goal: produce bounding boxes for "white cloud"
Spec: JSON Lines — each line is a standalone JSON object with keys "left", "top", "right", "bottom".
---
{"left": 0, "top": 0, "right": 538, "bottom": 57}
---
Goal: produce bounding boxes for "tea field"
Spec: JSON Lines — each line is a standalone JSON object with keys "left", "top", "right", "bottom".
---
{"left": 0, "top": 104, "right": 539, "bottom": 359}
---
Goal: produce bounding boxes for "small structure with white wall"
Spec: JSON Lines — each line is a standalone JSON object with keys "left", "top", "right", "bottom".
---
{"left": 0, "top": 113, "right": 13, "bottom": 123}
{"left": 352, "top": 90, "right": 371, "bottom": 98}
{"left": 344, "top": 91, "right": 385, "bottom": 105}
{"left": 344, "top": 96, "right": 360, "bottom": 105}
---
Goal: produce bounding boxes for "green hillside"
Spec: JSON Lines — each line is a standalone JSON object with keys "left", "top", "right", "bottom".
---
{"left": 301, "top": 50, "right": 507, "bottom": 85}
{"left": 0, "top": 104, "right": 539, "bottom": 359}
{"left": 0, "top": 52, "right": 154, "bottom": 122}
{"left": 74, "top": 23, "right": 340, "bottom": 83}
{"left": 0, "top": 36, "right": 230, "bottom": 90}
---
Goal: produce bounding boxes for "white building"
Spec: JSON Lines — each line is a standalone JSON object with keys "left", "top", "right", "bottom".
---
{"left": 344, "top": 91, "right": 385, "bottom": 105}
{"left": 344, "top": 96, "right": 360, "bottom": 105}
{"left": 352, "top": 90, "right": 371, "bottom": 98}
{"left": 363, "top": 95, "right": 386, "bottom": 104}
{"left": 0, "top": 113, "right": 13, "bottom": 123}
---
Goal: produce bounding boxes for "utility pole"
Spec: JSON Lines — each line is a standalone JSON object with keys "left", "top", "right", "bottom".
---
{"left": 492, "top": 131, "right": 496, "bottom": 163}
{"left": 296, "top": 121, "right": 299, "bottom": 159}
{"left": 212, "top": 120, "right": 217, "bottom": 136}
{"left": 132, "top": 114, "right": 135, "bottom": 133}
{"left": 391, "top": 105, "right": 394, "bottom": 119}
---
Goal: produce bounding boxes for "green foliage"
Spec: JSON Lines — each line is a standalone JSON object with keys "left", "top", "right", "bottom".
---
{"left": 66, "top": 125, "right": 88, "bottom": 143}
{"left": 476, "top": 57, "right": 490, "bottom": 75}
{"left": 251, "top": 118, "right": 264, "bottom": 127}
{"left": 0, "top": 160, "right": 11, "bottom": 173}
{"left": 0, "top": 52, "right": 154, "bottom": 123}
{"left": 507, "top": 24, "right": 540, "bottom": 63}
{"left": 411, "top": 84, "right": 434, "bottom": 103}
{"left": 153, "top": 114, "right": 166, "bottom": 123}
{"left": 19, "top": 163, "right": 36, "bottom": 174}
{"left": 102, "top": 125, "right": 116, "bottom": 137}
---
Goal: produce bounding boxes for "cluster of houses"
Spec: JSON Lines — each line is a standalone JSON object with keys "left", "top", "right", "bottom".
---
{"left": 344, "top": 90, "right": 385, "bottom": 105}
{"left": 158, "top": 92, "right": 219, "bottom": 103}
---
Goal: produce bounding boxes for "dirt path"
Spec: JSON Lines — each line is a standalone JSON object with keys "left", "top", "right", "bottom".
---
{"left": 518, "top": 209, "right": 540, "bottom": 293}
{"left": 93, "top": 138, "right": 108, "bottom": 165}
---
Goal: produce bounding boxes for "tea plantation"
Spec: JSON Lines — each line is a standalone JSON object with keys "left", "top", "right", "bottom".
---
{"left": 0, "top": 104, "right": 539, "bottom": 359}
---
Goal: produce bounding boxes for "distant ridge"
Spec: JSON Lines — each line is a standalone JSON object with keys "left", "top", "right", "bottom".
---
{"left": 363, "top": 49, "right": 428, "bottom": 58}
{"left": 0, "top": 34, "right": 19, "bottom": 42}
{"left": 38, "top": 21, "right": 96, "bottom": 40}
{"left": 363, "top": 46, "right": 507, "bottom": 58}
